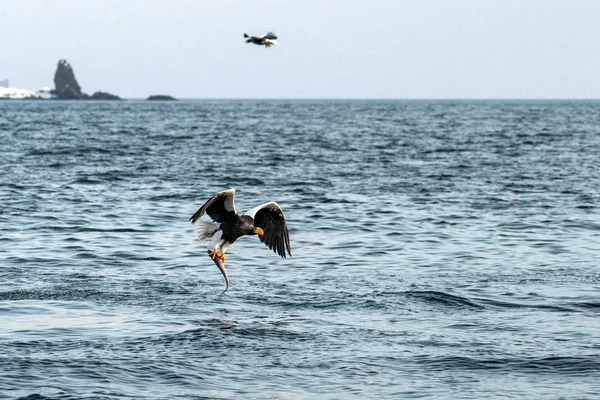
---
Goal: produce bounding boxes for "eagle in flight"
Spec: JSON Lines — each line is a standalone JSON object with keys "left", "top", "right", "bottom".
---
{"left": 190, "top": 189, "right": 291, "bottom": 291}
{"left": 244, "top": 32, "right": 278, "bottom": 48}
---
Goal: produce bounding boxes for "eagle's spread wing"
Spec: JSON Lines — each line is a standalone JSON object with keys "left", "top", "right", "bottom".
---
{"left": 247, "top": 202, "right": 291, "bottom": 258}
{"left": 263, "top": 32, "right": 278, "bottom": 40}
{"left": 190, "top": 188, "right": 237, "bottom": 223}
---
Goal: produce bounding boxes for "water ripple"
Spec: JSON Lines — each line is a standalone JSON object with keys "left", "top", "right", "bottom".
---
{"left": 1, "top": 100, "right": 600, "bottom": 399}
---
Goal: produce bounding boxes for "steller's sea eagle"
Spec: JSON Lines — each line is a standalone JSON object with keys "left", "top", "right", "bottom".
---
{"left": 190, "top": 188, "right": 291, "bottom": 291}
{"left": 244, "top": 32, "right": 278, "bottom": 48}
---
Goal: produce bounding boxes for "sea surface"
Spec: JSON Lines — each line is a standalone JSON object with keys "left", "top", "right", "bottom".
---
{"left": 1, "top": 100, "right": 599, "bottom": 399}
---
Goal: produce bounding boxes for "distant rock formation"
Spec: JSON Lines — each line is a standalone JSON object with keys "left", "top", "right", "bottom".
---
{"left": 147, "top": 94, "right": 177, "bottom": 101}
{"left": 53, "top": 60, "right": 83, "bottom": 99}
{"left": 52, "top": 59, "right": 120, "bottom": 100}
{"left": 90, "top": 91, "right": 121, "bottom": 100}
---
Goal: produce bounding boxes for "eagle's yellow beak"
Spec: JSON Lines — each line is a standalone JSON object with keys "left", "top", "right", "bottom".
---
{"left": 254, "top": 227, "right": 264, "bottom": 236}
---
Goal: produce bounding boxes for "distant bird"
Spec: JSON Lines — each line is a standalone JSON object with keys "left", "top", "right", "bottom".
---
{"left": 190, "top": 188, "right": 291, "bottom": 291}
{"left": 244, "top": 32, "right": 278, "bottom": 48}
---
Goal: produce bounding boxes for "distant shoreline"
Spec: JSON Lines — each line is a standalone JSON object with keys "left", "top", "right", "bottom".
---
{"left": 2, "top": 98, "right": 600, "bottom": 102}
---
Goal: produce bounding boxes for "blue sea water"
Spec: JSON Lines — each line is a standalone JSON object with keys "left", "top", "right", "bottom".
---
{"left": 0, "top": 99, "right": 599, "bottom": 399}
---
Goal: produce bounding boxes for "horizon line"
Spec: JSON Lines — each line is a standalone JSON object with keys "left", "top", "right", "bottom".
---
{"left": 6, "top": 97, "right": 600, "bottom": 102}
{"left": 124, "top": 97, "right": 600, "bottom": 101}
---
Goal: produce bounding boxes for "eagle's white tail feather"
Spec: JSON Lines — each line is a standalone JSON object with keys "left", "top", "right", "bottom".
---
{"left": 266, "top": 39, "right": 278, "bottom": 45}
{"left": 194, "top": 220, "right": 220, "bottom": 241}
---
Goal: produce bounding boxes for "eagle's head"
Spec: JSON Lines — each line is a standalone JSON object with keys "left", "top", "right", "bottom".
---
{"left": 240, "top": 215, "right": 264, "bottom": 236}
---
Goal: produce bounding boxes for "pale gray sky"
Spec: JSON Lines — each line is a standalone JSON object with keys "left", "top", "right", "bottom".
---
{"left": 1, "top": 0, "right": 599, "bottom": 98}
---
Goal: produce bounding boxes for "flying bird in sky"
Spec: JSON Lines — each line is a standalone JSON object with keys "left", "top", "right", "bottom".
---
{"left": 244, "top": 32, "right": 278, "bottom": 48}
{"left": 190, "top": 188, "right": 291, "bottom": 291}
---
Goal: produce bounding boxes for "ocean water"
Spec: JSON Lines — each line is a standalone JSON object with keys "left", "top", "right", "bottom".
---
{"left": 1, "top": 100, "right": 599, "bottom": 399}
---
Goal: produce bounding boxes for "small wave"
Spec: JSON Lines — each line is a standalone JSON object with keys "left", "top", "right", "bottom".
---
{"left": 475, "top": 297, "right": 600, "bottom": 313}
{"left": 421, "top": 147, "right": 468, "bottom": 154}
{"left": 164, "top": 318, "right": 310, "bottom": 343}
{"left": 70, "top": 177, "right": 102, "bottom": 185}
{"left": 0, "top": 288, "right": 106, "bottom": 302}
{"left": 479, "top": 298, "right": 574, "bottom": 312}
{"left": 97, "top": 171, "right": 128, "bottom": 182}
{"left": 571, "top": 301, "right": 600, "bottom": 311}
{"left": 184, "top": 318, "right": 238, "bottom": 330}
{"left": 25, "top": 148, "right": 74, "bottom": 157}
{"left": 263, "top": 296, "right": 351, "bottom": 310}
{"left": 75, "top": 227, "right": 146, "bottom": 233}
{"left": 15, "top": 395, "right": 53, "bottom": 400}
{"left": 404, "top": 290, "right": 484, "bottom": 309}
{"left": 414, "top": 354, "right": 600, "bottom": 375}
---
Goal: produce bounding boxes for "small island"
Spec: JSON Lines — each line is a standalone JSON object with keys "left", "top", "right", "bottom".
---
{"left": 53, "top": 59, "right": 121, "bottom": 100}
{"left": 89, "top": 91, "right": 121, "bottom": 100}
{"left": 147, "top": 95, "right": 177, "bottom": 101}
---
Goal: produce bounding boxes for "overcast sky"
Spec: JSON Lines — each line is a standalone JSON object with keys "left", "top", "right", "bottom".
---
{"left": 1, "top": 0, "right": 599, "bottom": 99}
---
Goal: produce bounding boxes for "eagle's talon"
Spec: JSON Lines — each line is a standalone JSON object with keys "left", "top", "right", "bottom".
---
{"left": 208, "top": 249, "right": 219, "bottom": 260}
